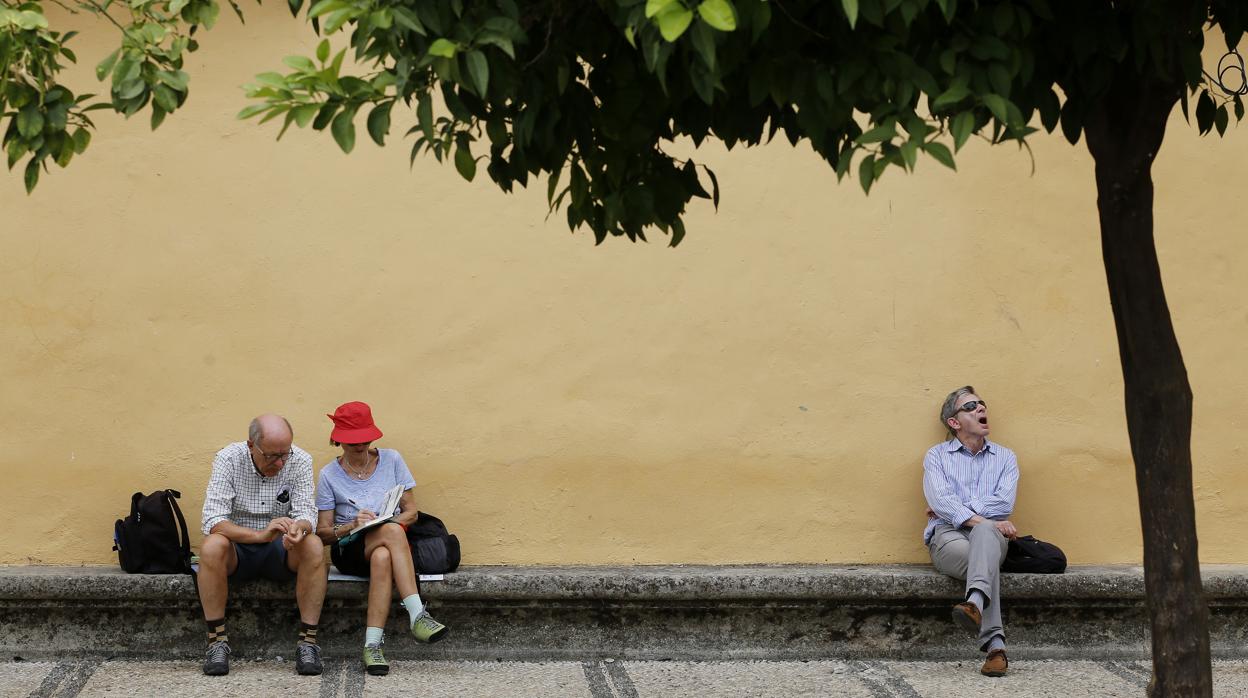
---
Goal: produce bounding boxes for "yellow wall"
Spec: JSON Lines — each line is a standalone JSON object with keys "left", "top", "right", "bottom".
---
{"left": 2, "top": 7, "right": 1246, "bottom": 566}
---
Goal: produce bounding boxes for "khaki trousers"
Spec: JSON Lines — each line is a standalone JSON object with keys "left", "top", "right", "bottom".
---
{"left": 928, "top": 522, "right": 1008, "bottom": 650}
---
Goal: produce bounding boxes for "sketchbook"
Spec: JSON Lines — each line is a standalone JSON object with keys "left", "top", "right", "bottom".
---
{"left": 348, "top": 483, "right": 405, "bottom": 535}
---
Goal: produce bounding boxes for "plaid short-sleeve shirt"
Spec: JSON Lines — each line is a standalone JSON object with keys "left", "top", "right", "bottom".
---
{"left": 201, "top": 442, "right": 316, "bottom": 534}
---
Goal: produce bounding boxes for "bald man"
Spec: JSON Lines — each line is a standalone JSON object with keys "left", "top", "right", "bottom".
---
{"left": 198, "top": 414, "right": 327, "bottom": 677}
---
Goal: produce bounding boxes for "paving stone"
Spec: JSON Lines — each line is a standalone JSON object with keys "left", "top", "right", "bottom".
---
{"left": 622, "top": 660, "right": 875, "bottom": 697}
{"left": 0, "top": 660, "right": 54, "bottom": 698}
{"left": 77, "top": 660, "right": 323, "bottom": 698}
{"left": 360, "top": 660, "right": 590, "bottom": 698}
{"left": 889, "top": 659, "right": 1140, "bottom": 697}
{"left": 1213, "top": 659, "right": 1248, "bottom": 697}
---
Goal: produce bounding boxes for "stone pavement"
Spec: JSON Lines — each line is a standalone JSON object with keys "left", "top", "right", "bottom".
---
{"left": 6, "top": 657, "right": 1248, "bottom": 697}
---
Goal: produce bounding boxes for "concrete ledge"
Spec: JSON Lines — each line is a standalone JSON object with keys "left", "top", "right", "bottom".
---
{"left": 4, "top": 565, "right": 1248, "bottom": 661}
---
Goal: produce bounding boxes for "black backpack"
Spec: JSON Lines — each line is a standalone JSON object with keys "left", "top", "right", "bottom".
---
{"left": 113, "top": 489, "right": 193, "bottom": 574}
{"left": 404, "top": 511, "right": 461, "bottom": 574}
{"left": 1002, "top": 535, "right": 1067, "bottom": 573}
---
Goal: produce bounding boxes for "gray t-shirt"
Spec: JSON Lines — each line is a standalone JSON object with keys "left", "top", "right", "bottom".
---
{"left": 315, "top": 448, "right": 417, "bottom": 525}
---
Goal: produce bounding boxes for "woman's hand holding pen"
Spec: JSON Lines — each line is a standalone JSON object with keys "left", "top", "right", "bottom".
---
{"left": 353, "top": 508, "right": 377, "bottom": 529}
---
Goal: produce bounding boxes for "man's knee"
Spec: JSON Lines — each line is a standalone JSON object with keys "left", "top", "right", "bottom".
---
{"left": 933, "top": 539, "right": 971, "bottom": 579}
{"left": 200, "top": 534, "right": 232, "bottom": 567}
{"left": 970, "top": 522, "right": 1003, "bottom": 539}
{"left": 294, "top": 536, "right": 326, "bottom": 570}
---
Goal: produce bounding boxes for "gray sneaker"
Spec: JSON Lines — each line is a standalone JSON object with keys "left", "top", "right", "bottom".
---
{"left": 295, "top": 641, "right": 323, "bottom": 675}
{"left": 202, "top": 640, "right": 230, "bottom": 676}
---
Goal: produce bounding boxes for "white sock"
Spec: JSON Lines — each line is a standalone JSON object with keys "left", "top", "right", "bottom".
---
{"left": 401, "top": 594, "right": 425, "bottom": 624}
{"left": 364, "top": 626, "right": 384, "bottom": 648}
{"left": 968, "top": 589, "right": 988, "bottom": 612}
{"left": 986, "top": 635, "right": 1006, "bottom": 653}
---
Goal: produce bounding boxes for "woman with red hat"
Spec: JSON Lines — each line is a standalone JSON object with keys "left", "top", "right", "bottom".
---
{"left": 314, "top": 401, "right": 448, "bottom": 676}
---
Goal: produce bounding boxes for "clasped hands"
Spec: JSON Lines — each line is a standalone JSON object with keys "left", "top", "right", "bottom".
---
{"left": 924, "top": 506, "right": 1018, "bottom": 539}
{"left": 265, "top": 517, "right": 309, "bottom": 549}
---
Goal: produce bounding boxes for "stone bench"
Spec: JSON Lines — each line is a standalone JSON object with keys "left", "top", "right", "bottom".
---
{"left": 3, "top": 565, "right": 1247, "bottom": 660}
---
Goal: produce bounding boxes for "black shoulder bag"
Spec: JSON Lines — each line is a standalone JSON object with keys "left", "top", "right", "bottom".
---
{"left": 1002, "top": 535, "right": 1067, "bottom": 573}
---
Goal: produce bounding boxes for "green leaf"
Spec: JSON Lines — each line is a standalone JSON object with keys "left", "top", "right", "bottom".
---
{"left": 153, "top": 84, "right": 178, "bottom": 112}
{"left": 291, "top": 103, "right": 319, "bottom": 127}
{"left": 17, "top": 107, "right": 44, "bottom": 139}
{"left": 417, "top": 92, "right": 434, "bottom": 140}
{"left": 950, "top": 111, "right": 974, "bottom": 151}
{"left": 454, "top": 142, "right": 476, "bottom": 181}
{"left": 697, "top": 0, "right": 737, "bottom": 31}
{"left": 922, "top": 141, "right": 956, "bottom": 170}
{"left": 857, "top": 154, "right": 874, "bottom": 193}
{"left": 981, "top": 94, "right": 1009, "bottom": 124}
{"left": 856, "top": 122, "right": 896, "bottom": 144}
{"left": 645, "top": 0, "right": 677, "bottom": 19}
{"left": 690, "top": 21, "right": 716, "bottom": 69}
{"left": 15, "top": 10, "right": 49, "bottom": 30}
{"left": 367, "top": 102, "right": 393, "bottom": 146}
{"left": 237, "top": 104, "right": 269, "bottom": 120}
{"left": 96, "top": 49, "right": 120, "bottom": 82}
{"left": 157, "top": 70, "right": 190, "bottom": 91}
{"left": 283, "top": 55, "right": 317, "bottom": 73}
{"left": 465, "top": 50, "right": 489, "bottom": 95}
{"left": 24, "top": 159, "right": 40, "bottom": 194}
{"left": 841, "top": 0, "right": 859, "bottom": 28}
{"left": 656, "top": 6, "right": 694, "bottom": 41}
{"left": 170, "top": 0, "right": 189, "bottom": 13}
{"left": 428, "top": 38, "right": 458, "bottom": 58}
{"left": 932, "top": 83, "right": 970, "bottom": 109}
{"left": 331, "top": 110, "right": 356, "bottom": 153}
{"left": 899, "top": 139, "right": 919, "bottom": 171}
{"left": 71, "top": 128, "right": 91, "bottom": 154}
{"left": 1195, "top": 90, "right": 1215, "bottom": 135}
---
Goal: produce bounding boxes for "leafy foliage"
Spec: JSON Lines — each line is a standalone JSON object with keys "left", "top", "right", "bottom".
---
{"left": 231, "top": 0, "right": 1248, "bottom": 245}
{"left": 2, "top": 0, "right": 222, "bottom": 192}
{"left": 5, "top": 0, "right": 1248, "bottom": 241}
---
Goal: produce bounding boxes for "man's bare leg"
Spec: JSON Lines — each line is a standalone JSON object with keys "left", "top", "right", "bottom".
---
{"left": 197, "top": 533, "right": 238, "bottom": 620}
{"left": 287, "top": 535, "right": 327, "bottom": 625}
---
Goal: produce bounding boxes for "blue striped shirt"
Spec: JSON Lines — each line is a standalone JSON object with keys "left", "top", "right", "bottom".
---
{"left": 922, "top": 438, "right": 1019, "bottom": 544}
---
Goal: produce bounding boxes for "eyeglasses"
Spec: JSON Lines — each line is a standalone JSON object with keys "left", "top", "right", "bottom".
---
{"left": 255, "top": 448, "right": 291, "bottom": 463}
{"left": 957, "top": 400, "right": 987, "bottom": 413}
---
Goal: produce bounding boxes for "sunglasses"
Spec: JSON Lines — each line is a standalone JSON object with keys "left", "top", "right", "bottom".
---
{"left": 957, "top": 400, "right": 987, "bottom": 413}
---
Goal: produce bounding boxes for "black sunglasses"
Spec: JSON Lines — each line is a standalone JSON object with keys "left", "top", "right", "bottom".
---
{"left": 957, "top": 400, "right": 987, "bottom": 413}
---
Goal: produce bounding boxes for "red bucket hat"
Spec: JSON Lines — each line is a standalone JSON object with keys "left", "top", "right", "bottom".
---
{"left": 327, "top": 401, "right": 384, "bottom": 444}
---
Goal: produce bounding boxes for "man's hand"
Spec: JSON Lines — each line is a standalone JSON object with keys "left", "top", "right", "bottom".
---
{"left": 282, "top": 524, "right": 307, "bottom": 550}
{"left": 994, "top": 520, "right": 1018, "bottom": 540}
{"left": 924, "top": 506, "right": 935, "bottom": 519}
{"left": 264, "top": 517, "right": 298, "bottom": 542}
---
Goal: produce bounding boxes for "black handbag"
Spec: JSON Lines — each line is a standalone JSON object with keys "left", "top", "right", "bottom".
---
{"left": 405, "top": 511, "right": 461, "bottom": 574}
{"left": 1002, "top": 535, "right": 1067, "bottom": 573}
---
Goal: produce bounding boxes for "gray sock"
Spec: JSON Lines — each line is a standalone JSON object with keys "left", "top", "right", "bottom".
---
{"left": 967, "top": 589, "right": 988, "bottom": 612}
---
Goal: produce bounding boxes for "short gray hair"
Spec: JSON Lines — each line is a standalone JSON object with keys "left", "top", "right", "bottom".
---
{"left": 249, "top": 416, "right": 293, "bottom": 446}
{"left": 939, "top": 386, "right": 976, "bottom": 437}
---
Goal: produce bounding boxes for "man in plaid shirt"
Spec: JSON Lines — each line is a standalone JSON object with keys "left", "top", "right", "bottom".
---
{"left": 197, "top": 413, "right": 327, "bottom": 677}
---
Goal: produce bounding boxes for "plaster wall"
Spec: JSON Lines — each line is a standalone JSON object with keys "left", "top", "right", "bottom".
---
{"left": 1, "top": 6, "right": 1245, "bottom": 565}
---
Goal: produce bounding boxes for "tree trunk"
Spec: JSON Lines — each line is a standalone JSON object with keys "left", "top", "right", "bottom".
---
{"left": 1083, "top": 79, "right": 1211, "bottom": 696}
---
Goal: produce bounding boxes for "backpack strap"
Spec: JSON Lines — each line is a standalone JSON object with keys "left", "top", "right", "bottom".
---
{"left": 162, "top": 489, "right": 193, "bottom": 573}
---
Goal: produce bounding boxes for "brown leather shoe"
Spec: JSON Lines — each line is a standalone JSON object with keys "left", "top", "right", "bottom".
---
{"left": 981, "top": 649, "right": 1008, "bottom": 676}
{"left": 952, "top": 602, "right": 982, "bottom": 636}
